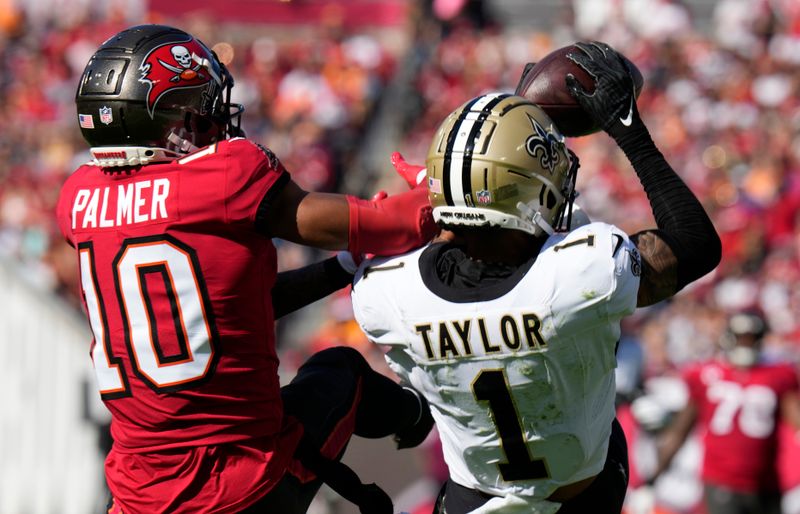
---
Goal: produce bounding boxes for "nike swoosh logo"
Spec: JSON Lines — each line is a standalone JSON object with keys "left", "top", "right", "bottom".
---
{"left": 619, "top": 96, "right": 634, "bottom": 126}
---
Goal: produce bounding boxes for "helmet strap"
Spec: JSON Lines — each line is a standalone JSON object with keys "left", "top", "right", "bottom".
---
{"left": 533, "top": 211, "right": 555, "bottom": 235}
{"left": 517, "top": 202, "right": 555, "bottom": 235}
{"left": 167, "top": 131, "right": 200, "bottom": 153}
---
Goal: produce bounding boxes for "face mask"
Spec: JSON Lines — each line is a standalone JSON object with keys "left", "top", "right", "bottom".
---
{"left": 728, "top": 346, "right": 759, "bottom": 367}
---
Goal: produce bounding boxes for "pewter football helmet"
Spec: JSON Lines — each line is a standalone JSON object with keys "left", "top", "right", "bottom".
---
{"left": 76, "top": 25, "right": 243, "bottom": 167}
{"left": 426, "top": 93, "right": 579, "bottom": 236}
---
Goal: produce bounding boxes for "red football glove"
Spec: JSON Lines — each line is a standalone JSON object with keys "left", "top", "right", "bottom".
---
{"left": 346, "top": 187, "right": 436, "bottom": 258}
{"left": 362, "top": 190, "right": 389, "bottom": 263}
{"left": 390, "top": 152, "right": 427, "bottom": 189}
{"left": 371, "top": 191, "right": 388, "bottom": 202}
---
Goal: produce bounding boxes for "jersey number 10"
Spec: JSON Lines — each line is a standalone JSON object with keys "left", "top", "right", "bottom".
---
{"left": 79, "top": 235, "right": 218, "bottom": 399}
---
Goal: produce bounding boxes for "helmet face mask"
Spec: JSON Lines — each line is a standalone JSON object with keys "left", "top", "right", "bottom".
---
{"left": 425, "top": 93, "right": 578, "bottom": 237}
{"left": 76, "top": 25, "right": 244, "bottom": 166}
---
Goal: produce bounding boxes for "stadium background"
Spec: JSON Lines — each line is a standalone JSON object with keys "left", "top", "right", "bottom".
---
{"left": 2, "top": 0, "right": 800, "bottom": 512}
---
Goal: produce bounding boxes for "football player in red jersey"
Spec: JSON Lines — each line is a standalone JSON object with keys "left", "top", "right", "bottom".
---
{"left": 56, "top": 25, "right": 437, "bottom": 514}
{"left": 650, "top": 311, "right": 800, "bottom": 514}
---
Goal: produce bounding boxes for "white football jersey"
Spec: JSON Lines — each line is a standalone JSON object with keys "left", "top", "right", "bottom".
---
{"left": 351, "top": 222, "right": 641, "bottom": 511}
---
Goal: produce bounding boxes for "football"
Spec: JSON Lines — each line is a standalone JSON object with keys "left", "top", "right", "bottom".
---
{"left": 516, "top": 44, "right": 644, "bottom": 137}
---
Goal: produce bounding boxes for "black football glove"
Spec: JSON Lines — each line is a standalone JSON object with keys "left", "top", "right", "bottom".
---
{"left": 393, "top": 387, "right": 434, "bottom": 449}
{"left": 565, "top": 41, "right": 640, "bottom": 136}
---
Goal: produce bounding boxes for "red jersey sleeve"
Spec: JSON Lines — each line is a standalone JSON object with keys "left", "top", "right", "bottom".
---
{"left": 222, "top": 138, "right": 289, "bottom": 226}
{"left": 55, "top": 167, "right": 87, "bottom": 248}
{"left": 777, "top": 364, "right": 800, "bottom": 397}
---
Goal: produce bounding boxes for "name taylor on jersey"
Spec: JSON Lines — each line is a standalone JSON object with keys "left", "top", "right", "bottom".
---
{"left": 354, "top": 222, "right": 642, "bottom": 368}
{"left": 415, "top": 312, "right": 547, "bottom": 361}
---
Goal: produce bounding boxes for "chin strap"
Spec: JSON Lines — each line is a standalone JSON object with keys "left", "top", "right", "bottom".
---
{"left": 516, "top": 202, "right": 555, "bottom": 236}
{"left": 166, "top": 132, "right": 201, "bottom": 154}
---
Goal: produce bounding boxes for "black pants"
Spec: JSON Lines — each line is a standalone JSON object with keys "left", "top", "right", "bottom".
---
{"left": 241, "top": 346, "right": 420, "bottom": 514}
{"left": 435, "top": 418, "right": 629, "bottom": 514}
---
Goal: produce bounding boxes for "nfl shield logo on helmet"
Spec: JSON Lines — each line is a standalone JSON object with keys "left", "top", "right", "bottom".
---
{"left": 477, "top": 189, "right": 492, "bottom": 204}
{"left": 99, "top": 106, "right": 113, "bottom": 125}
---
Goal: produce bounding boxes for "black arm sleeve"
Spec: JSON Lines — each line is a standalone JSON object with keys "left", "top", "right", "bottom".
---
{"left": 254, "top": 171, "right": 291, "bottom": 236}
{"left": 608, "top": 119, "right": 721, "bottom": 290}
{"left": 271, "top": 256, "right": 354, "bottom": 319}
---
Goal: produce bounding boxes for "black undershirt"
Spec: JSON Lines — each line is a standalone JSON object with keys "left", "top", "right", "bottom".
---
{"left": 435, "top": 245, "right": 520, "bottom": 288}
{"left": 420, "top": 242, "right": 537, "bottom": 304}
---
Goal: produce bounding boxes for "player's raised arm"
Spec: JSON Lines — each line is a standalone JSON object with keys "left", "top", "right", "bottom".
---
{"left": 566, "top": 41, "right": 721, "bottom": 306}
{"left": 264, "top": 150, "right": 432, "bottom": 319}
{"left": 262, "top": 177, "right": 436, "bottom": 258}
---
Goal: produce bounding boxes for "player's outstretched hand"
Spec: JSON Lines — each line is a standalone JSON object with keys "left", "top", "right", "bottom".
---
{"left": 391, "top": 152, "right": 427, "bottom": 189}
{"left": 565, "top": 41, "right": 639, "bottom": 135}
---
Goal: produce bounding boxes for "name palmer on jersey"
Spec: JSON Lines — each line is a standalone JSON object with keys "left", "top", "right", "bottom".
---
{"left": 70, "top": 177, "right": 173, "bottom": 230}
{"left": 415, "top": 312, "right": 547, "bottom": 361}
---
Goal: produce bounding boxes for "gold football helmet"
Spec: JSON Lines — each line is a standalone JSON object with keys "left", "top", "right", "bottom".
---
{"left": 426, "top": 93, "right": 579, "bottom": 236}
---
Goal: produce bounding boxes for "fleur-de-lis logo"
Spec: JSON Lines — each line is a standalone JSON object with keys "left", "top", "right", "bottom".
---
{"left": 525, "top": 114, "right": 565, "bottom": 175}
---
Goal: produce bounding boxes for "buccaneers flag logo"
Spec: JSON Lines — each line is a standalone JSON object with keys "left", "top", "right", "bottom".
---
{"left": 139, "top": 38, "right": 213, "bottom": 119}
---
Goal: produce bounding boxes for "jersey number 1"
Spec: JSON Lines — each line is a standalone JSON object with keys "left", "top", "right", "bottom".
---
{"left": 473, "top": 369, "right": 549, "bottom": 481}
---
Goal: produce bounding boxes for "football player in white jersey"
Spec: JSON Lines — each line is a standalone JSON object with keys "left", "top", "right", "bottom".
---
{"left": 351, "top": 41, "right": 721, "bottom": 514}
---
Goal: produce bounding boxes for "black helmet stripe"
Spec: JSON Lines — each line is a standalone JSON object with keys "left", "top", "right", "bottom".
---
{"left": 442, "top": 95, "right": 481, "bottom": 207}
{"left": 442, "top": 93, "right": 510, "bottom": 207}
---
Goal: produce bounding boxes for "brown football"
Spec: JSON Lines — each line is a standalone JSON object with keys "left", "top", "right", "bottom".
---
{"left": 516, "top": 44, "right": 644, "bottom": 137}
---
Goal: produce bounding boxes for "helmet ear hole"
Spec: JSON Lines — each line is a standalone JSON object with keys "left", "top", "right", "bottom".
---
{"left": 546, "top": 190, "right": 557, "bottom": 209}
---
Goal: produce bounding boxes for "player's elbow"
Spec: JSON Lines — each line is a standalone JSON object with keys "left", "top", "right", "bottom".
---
{"left": 673, "top": 221, "right": 721, "bottom": 289}
{"left": 692, "top": 228, "right": 721, "bottom": 278}
{"left": 706, "top": 229, "right": 722, "bottom": 272}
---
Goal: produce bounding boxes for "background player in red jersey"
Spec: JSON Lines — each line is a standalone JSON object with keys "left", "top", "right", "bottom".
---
{"left": 56, "top": 24, "right": 436, "bottom": 514}
{"left": 650, "top": 311, "right": 800, "bottom": 514}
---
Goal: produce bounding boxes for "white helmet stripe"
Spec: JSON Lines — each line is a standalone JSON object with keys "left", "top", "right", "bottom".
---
{"left": 443, "top": 93, "right": 508, "bottom": 207}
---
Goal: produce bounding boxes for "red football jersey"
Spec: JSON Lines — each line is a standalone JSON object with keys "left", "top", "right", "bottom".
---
{"left": 683, "top": 359, "right": 799, "bottom": 492}
{"left": 56, "top": 138, "right": 303, "bottom": 513}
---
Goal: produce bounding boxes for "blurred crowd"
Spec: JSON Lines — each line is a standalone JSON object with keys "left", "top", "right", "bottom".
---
{"left": 3, "top": 0, "right": 800, "bottom": 512}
